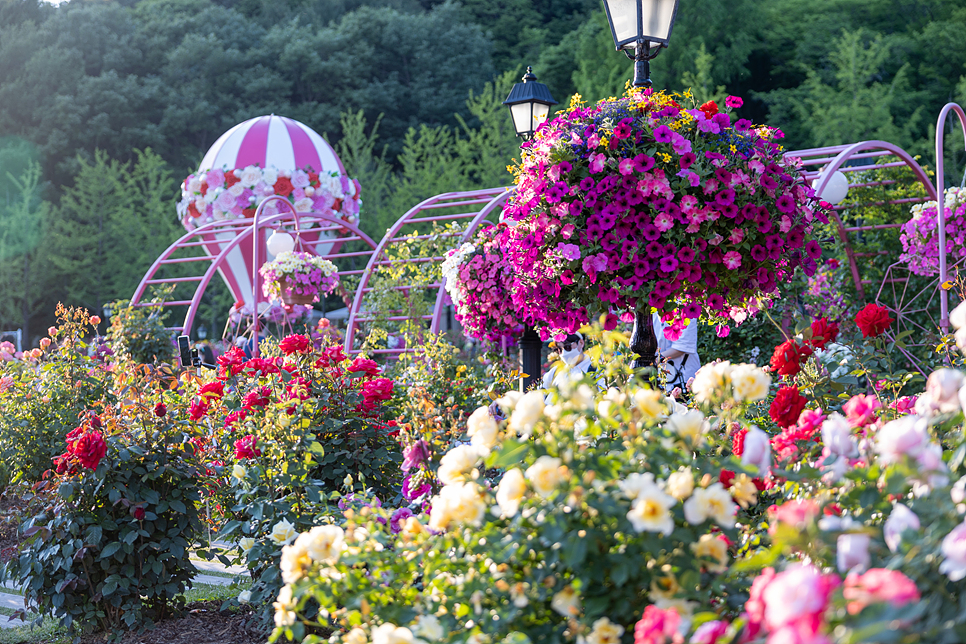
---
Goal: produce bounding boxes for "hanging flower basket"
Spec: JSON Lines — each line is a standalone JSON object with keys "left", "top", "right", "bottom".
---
{"left": 442, "top": 223, "right": 523, "bottom": 341}
{"left": 500, "top": 90, "right": 830, "bottom": 339}
{"left": 899, "top": 187, "right": 966, "bottom": 276}
{"left": 259, "top": 251, "right": 340, "bottom": 308}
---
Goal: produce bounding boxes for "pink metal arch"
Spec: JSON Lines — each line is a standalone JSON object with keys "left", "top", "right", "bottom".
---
{"left": 132, "top": 212, "right": 377, "bottom": 337}
{"left": 787, "top": 141, "right": 936, "bottom": 301}
{"left": 343, "top": 187, "right": 511, "bottom": 356}
{"left": 934, "top": 103, "right": 966, "bottom": 330}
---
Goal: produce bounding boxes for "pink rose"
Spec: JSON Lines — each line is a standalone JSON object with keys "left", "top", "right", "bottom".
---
{"left": 940, "top": 521, "right": 966, "bottom": 581}
{"left": 843, "top": 568, "right": 920, "bottom": 615}
{"left": 843, "top": 394, "right": 880, "bottom": 428}
{"left": 875, "top": 415, "right": 929, "bottom": 464}
{"left": 762, "top": 564, "right": 838, "bottom": 632}
{"left": 836, "top": 533, "right": 871, "bottom": 572}
{"left": 883, "top": 504, "right": 920, "bottom": 552}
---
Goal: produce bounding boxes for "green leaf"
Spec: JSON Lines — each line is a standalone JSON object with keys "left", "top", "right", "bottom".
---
{"left": 488, "top": 439, "right": 529, "bottom": 469}
{"left": 100, "top": 543, "right": 122, "bottom": 559}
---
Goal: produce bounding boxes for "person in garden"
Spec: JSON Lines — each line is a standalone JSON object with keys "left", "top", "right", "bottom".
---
{"left": 541, "top": 333, "right": 601, "bottom": 402}
{"left": 652, "top": 313, "right": 701, "bottom": 394}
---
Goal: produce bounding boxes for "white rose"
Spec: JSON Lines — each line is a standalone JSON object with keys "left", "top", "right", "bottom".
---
{"left": 683, "top": 483, "right": 737, "bottom": 527}
{"left": 836, "top": 533, "right": 870, "bottom": 572}
{"left": 525, "top": 455, "right": 566, "bottom": 498}
{"left": 371, "top": 623, "right": 424, "bottom": 644}
{"left": 691, "top": 361, "right": 732, "bottom": 403}
{"left": 228, "top": 182, "right": 245, "bottom": 197}
{"left": 280, "top": 539, "right": 312, "bottom": 584}
{"left": 821, "top": 413, "right": 857, "bottom": 457}
{"left": 730, "top": 363, "right": 771, "bottom": 402}
{"left": 586, "top": 617, "right": 624, "bottom": 644}
{"left": 920, "top": 368, "right": 964, "bottom": 414}
{"left": 496, "top": 468, "right": 526, "bottom": 517}
{"left": 261, "top": 167, "right": 279, "bottom": 187}
{"left": 883, "top": 504, "right": 920, "bottom": 552}
{"left": 741, "top": 426, "right": 771, "bottom": 473}
{"left": 876, "top": 415, "right": 929, "bottom": 464}
{"left": 239, "top": 165, "right": 261, "bottom": 187}
{"left": 269, "top": 518, "right": 298, "bottom": 546}
{"left": 632, "top": 387, "right": 667, "bottom": 421}
{"left": 437, "top": 444, "right": 483, "bottom": 486}
{"left": 428, "top": 482, "right": 486, "bottom": 531}
{"left": 626, "top": 484, "right": 677, "bottom": 535}
{"left": 666, "top": 468, "right": 694, "bottom": 500}
{"left": 951, "top": 300, "right": 966, "bottom": 330}
{"left": 294, "top": 197, "right": 314, "bottom": 212}
{"left": 508, "top": 391, "right": 545, "bottom": 437}
{"left": 187, "top": 176, "right": 202, "bottom": 193}
{"left": 232, "top": 463, "right": 247, "bottom": 481}
{"left": 550, "top": 585, "right": 581, "bottom": 617}
{"left": 344, "top": 628, "right": 369, "bottom": 644}
{"left": 413, "top": 614, "right": 444, "bottom": 641}
{"left": 303, "top": 525, "right": 345, "bottom": 563}
{"left": 618, "top": 472, "right": 658, "bottom": 500}
{"left": 665, "top": 409, "right": 708, "bottom": 446}
{"left": 273, "top": 585, "right": 297, "bottom": 627}
{"left": 467, "top": 406, "right": 499, "bottom": 451}
{"left": 237, "top": 590, "right": 251, "bottom": 604}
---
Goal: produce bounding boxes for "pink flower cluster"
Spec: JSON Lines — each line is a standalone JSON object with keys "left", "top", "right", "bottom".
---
{"left": 899, "top": 188, "right": 966, "bottom": 276}
{"left": 442, "top": 224, "right": 523, "bottom": 341}
{"left": 499, "top": 90, "right": 828, "bottom": 335}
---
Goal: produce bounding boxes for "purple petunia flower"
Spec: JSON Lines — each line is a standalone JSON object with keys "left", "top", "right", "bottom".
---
{"left": 653, "top": 125, "right": 674, "bottom": 143}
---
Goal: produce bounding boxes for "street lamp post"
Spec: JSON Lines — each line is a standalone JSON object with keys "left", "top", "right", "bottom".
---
{"left": 601, "top": 0, "right": 680, "bottom": 88}
{"left": 602, "top": 0, "right": 679, "bottom": 368}
{"left": 504, "top": 67, "right": 558, "bottom": 390}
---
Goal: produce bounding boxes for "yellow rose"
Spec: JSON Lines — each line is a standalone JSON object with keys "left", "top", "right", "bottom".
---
{"left": 496, "top": 468, "right": 527, "bottom": 517}
{"left": 729, "top": 473, "right": 760, "bottom": 509}
{"left": 691, "top": 533, "right": 729, "bottom": 573}
{"left": 586, "top": 617, "right": 625, "bottom": 644}
{"left": 665, "top": 468, "right": 694, "bottom": 500}
{"left": 551, "top": 585, "right": 581, "bottom": 617}
{"left": 730, "top": 364, "right": 771, "bottom": 402}
{"left": 269, "top": 518, "right": 298, "bottom": 546}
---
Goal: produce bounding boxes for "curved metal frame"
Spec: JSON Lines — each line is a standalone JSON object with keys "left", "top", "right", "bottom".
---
{"left": 934, "top": 103, "right": 966, "bottom": 330}
{"left": 789, "top": 141, "right": 937, "bottom": 301}
{"left": 132, "top": 211, "right": 377, "bottom": 337}
{"left": 343, "top": 187, "right": 510, "bottom": 355}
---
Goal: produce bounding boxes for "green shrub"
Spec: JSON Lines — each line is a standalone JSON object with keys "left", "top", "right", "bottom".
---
{"left": 106, "top": 290, "right": 173, "bottom": 365}
{"left": 0, "top": 305, "right": 113, "bottom": 485}
{"left": 5, "top": 387, "right": 204, "bottom": 638}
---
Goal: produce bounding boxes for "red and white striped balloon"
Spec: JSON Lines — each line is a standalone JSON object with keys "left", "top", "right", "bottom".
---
{"left": 198, "top": 114, "right": 345, "bottom": 175}
{"left": 181, "top": 115, "right": 353, "bottom": 307}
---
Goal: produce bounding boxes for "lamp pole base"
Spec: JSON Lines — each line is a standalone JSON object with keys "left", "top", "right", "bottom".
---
{"left": 520, "top": 326, "right": 543, "bottom": 392}
{"left": 630, "top": 310, "right": 658, "bottom": 370}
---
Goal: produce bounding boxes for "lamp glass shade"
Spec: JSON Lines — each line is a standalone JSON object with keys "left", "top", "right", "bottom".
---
{"left": 532, "top": 102, "right": 551, "bottom": 126}
{"left": 267, "top": 230, "right": 295, "bottom": 256}
{"left": 812, "top": 170, "right": 850, "bottom": 206}
{"left": 644, "top": 0, "right": 677, "bottom": 42}
{"left": 603, "top": 0, "right": 679, "bottom": 49}
{"left": 509, "top": 102, "right": 535, "bottom": 137}
{"left": 602, "top": 0, "right": 639, "bottom": 47}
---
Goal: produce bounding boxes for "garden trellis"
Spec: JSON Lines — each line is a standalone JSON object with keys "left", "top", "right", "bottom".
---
{"left": 131, "top": 108, "right": 965, "bottom": 368}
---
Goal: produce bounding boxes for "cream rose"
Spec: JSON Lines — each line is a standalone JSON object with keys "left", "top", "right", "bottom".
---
{"left": 508, "top": 390, "right": 545, "bottom": 437}
{"left": 269, "top": 518, "right": 298, "bottom": 546}
{"left": 684, "top": 483, "right": 737, "bottom": 527}
{"left": 730, "top": 363, "right": 771, "bottom": 402}
{"left": 467, "top": 406, "right": 499, "bottom": 451}
{"left": 437, "top": 444, "right": 483, "bottom": 486}
{"left": 303, "top": 525, "right": 345, "bottom": 563}
{"left": 526, "top": 455, "right": 567, "bottom": 497}
{"left": 496, "top": 467, "right": 527, "bottom": 517}
{"left": 665, "top": 409, "right": 708, "bottom": 446}
{"left": 665, "top": 468, "right": 694, "bottom": 500}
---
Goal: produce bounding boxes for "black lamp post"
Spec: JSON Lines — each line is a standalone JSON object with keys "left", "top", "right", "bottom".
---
{"left": 602, "top": 0, "right": 680, "bottom": 89}
{"left": 503, "top": 67, "right": 558, "bottom": 390}
{"left": 503, "top": 67, "right": 558, "bottom": 141}
{"left": 602, "top": 0, "right": 679, "bottom": 369}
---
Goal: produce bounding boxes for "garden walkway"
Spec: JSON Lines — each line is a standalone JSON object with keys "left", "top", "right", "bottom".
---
{"left": 0, "top": 550, "right": 246, "bottom": 629}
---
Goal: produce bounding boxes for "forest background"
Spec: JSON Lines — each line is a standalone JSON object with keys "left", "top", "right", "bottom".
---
{"left": 1, "top": 0, "right": 966, "bottom": 343}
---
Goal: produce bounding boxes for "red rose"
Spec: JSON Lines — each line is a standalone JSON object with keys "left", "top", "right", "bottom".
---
{"left": 199, "top": 381, "right": 225, "bottom": 400}
{"left": 225, "top": 172, "right": 241, "bottom": 188}
{"left": 273, "top": 176, "right": 294, "bottom": 197}
{"left": 769, "top": 339, "right": 813, "bottom": 377}
{"left": 732, "top": 428, "right": 747, "bottom": 456}
{"left": 72, "top": 431, "right": 107, "bottom": 470}
{"left": 699, "top": 101, "right": 719, "bottom": 119}
{"left": 189, "top": 398, "right": 209, "bottom": 421}
{"left": 224, "top": 409, "right": 248, "bottom": 428}
{"left": 719, "top": 469, "right": 735, "bottom": 488}
{"left": 217, "top": 346, "right": 246, "bottom": 379}
{"left": 769, "top": 385, "right": 808, "bottom": 428}
{"left": 243, "top": 386, "right": 272, "bottom": 410}
{"left": 809, "top": 317, "right": 839, "bottom": 349}
{"left": 308, "top": 172, "right": 319, "bottom": 186}
{"left": 200, "top": 181, "right": 208, "bottom": 196}
{"left": 242, "top": 358, "right": 280, "bottom": 376}
{"left": 133, "top": 506, "right": 146, "bottom": 521}
{"left": 348, "top": 357, "right": 380, "bottom": 377}
{"left": 286, "top": 377, "right": 312, "bottom": 402}
{"left": 854, "top": 303, "right": 893, "bottom": 338}
{"left": 154, "top": 402, "right": 167, "bottom": 417}
{"left": 188, "top": 201, "right": 202, "bottom": 218}
{"left": 234, "top": 435, "right": 261, "bottom": 460}
{"left": 279, "top": 334, "right": 311, "bottom": 355}
{"left": 362, "top": 378, "right": 394, "bottom": 403}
